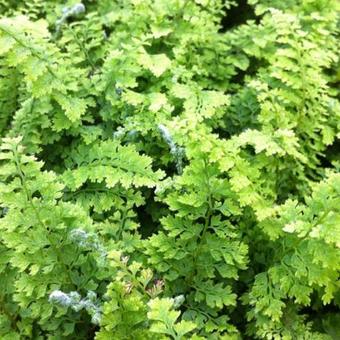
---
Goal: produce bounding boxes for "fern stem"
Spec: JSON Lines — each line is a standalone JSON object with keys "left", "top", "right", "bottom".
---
{"left": 186, "top": 157, "right": 214, "bottom": 287}
{"left": 67, "top": 25, "right": 96, "bottom": 72}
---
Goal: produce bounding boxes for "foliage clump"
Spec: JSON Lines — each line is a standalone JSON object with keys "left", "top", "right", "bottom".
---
{"left": 0, "top": 0, "right": 339, "bottom": 339}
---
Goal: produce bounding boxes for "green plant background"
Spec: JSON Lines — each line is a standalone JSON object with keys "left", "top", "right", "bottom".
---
{"left": 0, "top": 0, "right": 339, "bottom": 339}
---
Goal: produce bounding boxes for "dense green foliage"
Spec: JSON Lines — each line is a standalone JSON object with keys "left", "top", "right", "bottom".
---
{"left": 0, "top": 0, "right": 339, "bottom": 339}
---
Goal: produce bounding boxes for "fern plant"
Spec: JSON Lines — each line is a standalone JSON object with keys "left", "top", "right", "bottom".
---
{"left": 0, "top": 137, "right": 109, "bottom": 338}
{"left": 0, "top": 0, "right": 339, "bottom": 339}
